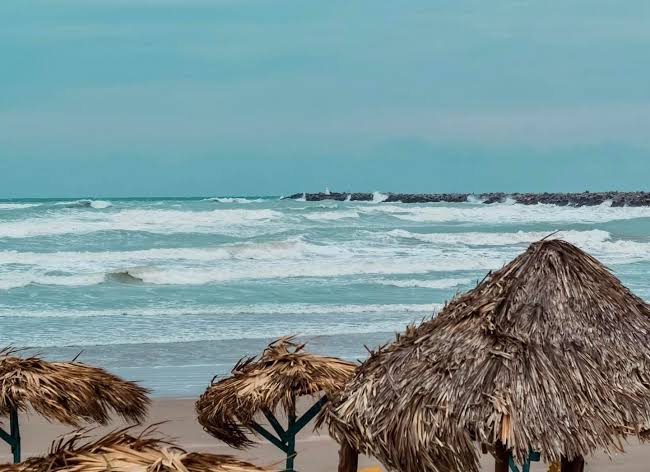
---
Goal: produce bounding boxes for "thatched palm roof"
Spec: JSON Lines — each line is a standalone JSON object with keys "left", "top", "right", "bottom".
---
{"left": 0, "top": 427, "right": 270, "bottom": 472}
{"left": 0, "top": 350, "right": 150, "bottom": 425}
{"left": 196, "top": 337, "right": 356, "bottom": 448}
{"left": 326, "top": 239, "right": 650, "bottom": 472}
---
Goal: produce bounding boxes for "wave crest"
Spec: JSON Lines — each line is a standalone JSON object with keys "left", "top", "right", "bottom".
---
{"left": 0, "top": 203, "right": 41, "bottom": 210}
{"left": 205, "top": 197, "right": 263, "bottom": 203}
{"left": 388, "top": 229, "right": 611, "bottom": 246}
{"left": 55, "top": 199, "right": 112, "bottom": 209}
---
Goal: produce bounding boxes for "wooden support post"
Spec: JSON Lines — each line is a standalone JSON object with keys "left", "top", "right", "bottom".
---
{"left": 10, "top": 408, "right": 20, "bottom": 464}
{"left": 337, "top": 439, "right": 358, "bottom": 472}
{"left": 495, "top": 442, "right": 509, "bottom": 472}
{"left": 561, "top": 456, "right": 584, "bottom": 472}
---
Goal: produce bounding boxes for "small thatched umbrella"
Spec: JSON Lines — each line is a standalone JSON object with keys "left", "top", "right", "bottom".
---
{"left": 196, "top": 337, "right": 356, "bottom": 472}
{"left": 326, "top": 239, "right": 650, "bottom": 472}
{"left": 0, "top": 427, "right": 271, "bottom": 472}
{"left": 0, "top": 349, "right": 150, "bottom": 463}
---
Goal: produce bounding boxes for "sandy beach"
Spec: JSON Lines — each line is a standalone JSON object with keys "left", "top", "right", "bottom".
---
{"left": 1, "top": 397, "right": 648, "bottom": 471}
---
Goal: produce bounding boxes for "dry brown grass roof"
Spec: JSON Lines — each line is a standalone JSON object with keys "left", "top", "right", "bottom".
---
{"left": 0, "top": 350, "right": 150, "bottom": 425}
{"left": 326, "top": 239, "right": 650, "bottom": 472}
{"left": 0, "top": 427, "right": 270, "bottom": 472}
{"left": 196, "top": 337, "right": 356, "bottom": 448}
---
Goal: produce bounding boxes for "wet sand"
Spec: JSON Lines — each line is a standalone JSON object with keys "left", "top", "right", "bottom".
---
{"left": 1, "top": 398, "right": 649, "bottom": 471}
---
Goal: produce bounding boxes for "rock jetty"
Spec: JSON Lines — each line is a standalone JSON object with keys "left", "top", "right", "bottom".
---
{"left": 284, "top": 191, "right": 650, "bottom": 206}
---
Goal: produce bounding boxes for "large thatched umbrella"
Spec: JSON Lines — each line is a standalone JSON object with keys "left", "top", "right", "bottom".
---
{"left": 0, "top": 349, "right": 150, "bottom": 463}
{"left": 326, "top": 239, "right": 650, "bottom": 472}
{"left": 196, "top": 337, "right": 356, "bottom": 472}
{"left": 0, "top": 427, "right": 271, "bottom": 472}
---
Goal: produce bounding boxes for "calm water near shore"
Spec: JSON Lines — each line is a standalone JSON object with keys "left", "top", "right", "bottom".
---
{"left": 1, "top": 196, "right": 650, "bottom": 395}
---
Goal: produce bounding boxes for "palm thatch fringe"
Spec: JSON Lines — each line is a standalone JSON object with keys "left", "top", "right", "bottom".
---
{"left": 326, "top": 240, "right": 650, "bottom": 472}
{"left": 196, "top": 337, "right": 356, "bottom": 448}
{"left": 0, "top": 349, "right": 150, "bottom": 425}
{"left": 0, "top": 427, "right": 271, "bottom": 472}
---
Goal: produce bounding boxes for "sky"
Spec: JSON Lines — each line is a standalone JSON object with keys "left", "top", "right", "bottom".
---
{"left": 1, "top": 0, "right": 649, "bottom": 197}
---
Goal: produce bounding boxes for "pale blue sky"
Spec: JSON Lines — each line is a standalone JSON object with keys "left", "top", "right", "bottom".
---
{"left": 1, "top": 0, "right": 649, "bottom": 197}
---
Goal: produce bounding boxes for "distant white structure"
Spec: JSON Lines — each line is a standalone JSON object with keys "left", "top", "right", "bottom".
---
{"left": 325, "top": 186, "right": 331, "bottom": 195}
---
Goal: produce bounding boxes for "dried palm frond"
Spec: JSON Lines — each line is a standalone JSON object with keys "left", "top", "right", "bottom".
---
{"left": 0, "top": 427, "right": 270, "bottom": 472}
{"left": 326, "top": 240, "right": 650, "bottom": 472}
{"left": 196, "top": 337, "right": 356, "bottom": 448}
{"left": 0, "top": 351, "right": 150, "bottom": 425}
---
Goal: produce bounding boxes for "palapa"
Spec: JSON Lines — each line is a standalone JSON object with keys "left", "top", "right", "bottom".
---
{"left": 326, "top": 239, "right": 650, "bottom": 472}
{"left": 0, "top": 349, "right": 150, "bottom": 463}
{"left": 196, "top": 337, "right": 356, "bottom": 471}
{"left": 0, "top": 427, "right": 270, "bottom": 472}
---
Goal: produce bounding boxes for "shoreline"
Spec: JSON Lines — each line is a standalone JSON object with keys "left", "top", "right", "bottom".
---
{"left": 285, "top": 191, "right": 650, "bottom": 206}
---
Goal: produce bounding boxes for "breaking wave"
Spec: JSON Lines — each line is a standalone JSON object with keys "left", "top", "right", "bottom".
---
{"left": 0, "top": 238, "right": 346, "bottom": 267}
{"left": 0, "top": 208, "right": 283, "bottom": 238}
{"left": 303, "top": 210, "right": 360, "bottom": 221}
{"left": 205, "top": 197, "right": 264, "bottom": 203}
{"left": 0, "top": 273, "right": 106, "bottom": 291}
{"left": 54, "top": 199, "right": 112, "bottom": 209}
{"left": 373, "top": 278, "right": 474, "bottom": 289}
{"left": 0, "top": 203, "right": 41, "bottom": 210}
{"left": 0, "top": 302, "right": 443, "bottom": 319}
{"left": 365, "top": 201, "right": 650, "bottom": 224}
{"left": 372, "top": 191, "right": 389, "bottom": 203}
{"left": 388, "top": 229, "right": 611, "bottom": 246}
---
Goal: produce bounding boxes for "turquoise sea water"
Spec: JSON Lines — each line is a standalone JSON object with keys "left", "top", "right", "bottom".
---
{"left": 1, "top": 196, "right": 650, "bottom": 396}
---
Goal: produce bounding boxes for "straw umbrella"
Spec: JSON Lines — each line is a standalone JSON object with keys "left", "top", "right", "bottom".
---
{"left": 0, "top": 427, "right": 271, "bottom": 472}
{"left": 196, "top": 337, "right": 356, "bottom": 472}
{"left": 325, "top": 239, "right": 650, "bottom": 472}
{"left": 0, "top": 349, "right": 150, "bottom": 463}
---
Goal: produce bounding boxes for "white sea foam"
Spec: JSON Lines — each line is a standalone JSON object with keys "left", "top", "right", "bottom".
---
{"left": 2, "top": 302, "right": 443, "bottom": 347}
{"left": 108, "top": 254, "right": 500, "bottom": 285}
{"left": 373, "top": 278, "right": 473, "bottom": 289}
{"left": 364, "top": 201, "right": 650, "bottom": 224}
{"left": 0, "top": 208, "right": 283, "bottom": 238}
{"left": 372, "top": 191, "right": 389, "bottom": 203}
{"left": 0, "top": 302, "right": 442, "bottom": 319}
{"left": 90, "top": 200, "right": 112, "bottom": 209}
{"left": 0, "top": 203, "right": 41, "bottom": 210}
{"left": 2, "top": 229, "right": 648, "bottom": 290}
{"left": 54, "top": 199, "right": 112, "bottom": 209}
{"left": 0, "top": 273, "right": 106, "bottom": 290}
{"left": 465, "top": 195, "right": 485, "bottom": 204}
{"left": 410, "top": 202, "right": 650, "bottom": 224}
{"left": 0, "top": 239, "right": 346, "bottom": 267}
{"left": 387, "top": 229, "right": 650, "bottom": 265}
{"left": 303, "top": 210, "right": 359, "bottom": 221}
{"left": 388, "top": 229, "right": 612, "bottom": 246}
{"left": 0, "top": 234, "right": 507, "bottom": 290}
{"left": 205, "top": 197, "right": 263, "bottom": 203}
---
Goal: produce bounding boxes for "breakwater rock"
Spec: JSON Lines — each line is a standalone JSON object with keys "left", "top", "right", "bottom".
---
{"left": 284, "top": 191, "right": 650, "bottom": 206}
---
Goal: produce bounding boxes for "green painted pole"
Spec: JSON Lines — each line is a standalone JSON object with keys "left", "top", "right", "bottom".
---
{"left": 10, "top": 408, "right": 20, "bottom": 464}
{"left": 249, "top": 396, "right": 326, "bottom": 471}
{"left": 285, "top": 398, "right": 296, "bottom": 472}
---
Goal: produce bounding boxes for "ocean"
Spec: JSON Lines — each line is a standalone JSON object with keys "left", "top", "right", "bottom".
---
{"left": 1, "top": 196, "right": 650, "bottom": 396}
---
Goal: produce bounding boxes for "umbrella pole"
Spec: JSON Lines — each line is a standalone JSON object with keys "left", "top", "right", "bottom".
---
{"left": 285, "top": 398, "right": 296, "bottom": 472}
{"left": 0, "top": 408, "right": 21, "bottom": 463}
{"left": 10, "top": 408, "right": 20, "bottom": 464}
{"left": 250, "top": 396, "right": 328, "bottom": 472}
{"left": 337, "top": 439, "right": 358, "bottom": 472}
{"left": 561, "top": 456, "right": 584, "bottom": 472}
{"left": 495, "top": 442, "right": 509, "bottom": 472}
